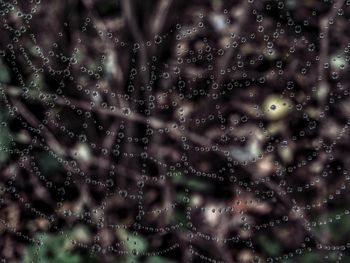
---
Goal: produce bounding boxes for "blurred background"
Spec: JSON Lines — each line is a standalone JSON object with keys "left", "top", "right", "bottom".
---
{"left": 1, "top": 0, "right": 350, "bottom": 262}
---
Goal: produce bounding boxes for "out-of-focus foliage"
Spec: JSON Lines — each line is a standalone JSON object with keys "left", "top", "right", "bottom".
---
{"left": 22, "top": 233, "right": 81, "bottom": 263}
{"left": 1, "top": 0, "right": 350, "bottom": 262}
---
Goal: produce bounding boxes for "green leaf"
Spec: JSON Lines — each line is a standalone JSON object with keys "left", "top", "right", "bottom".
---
{"left": 258, "top": 235, "right": 282, "bottom": 257}
{"left": 36, "top": 152, "right": 62, "bottom": 174}
{"left": 171, "top": 171, "right": 210, "bottom": 191}
{"left": 282, "top": 251, "right": 321, "bottom": 263}
{"left": 186, "top": 179, "right": 209, "bottom": 191}
{"left": 0, "top": 60, "right": 10, "bottom": 83}
{"left": 0, "top": 126, "right": 11, "bottom": 163}
{"left": 145, "top": 256, "right": 177, "bottom": 263}
{"left": 22, "top": 232, "right": 82, "bottom": 263}
{"left": 117, "top": 229, "right": 148, "bottom": 255}
{"left": 313, "top": 210, "right": 350, "bottom": 242}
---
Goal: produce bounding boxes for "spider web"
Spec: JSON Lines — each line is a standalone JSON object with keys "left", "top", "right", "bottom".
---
{"left": 0, "top": 0, "right": 350, "bottom": 262}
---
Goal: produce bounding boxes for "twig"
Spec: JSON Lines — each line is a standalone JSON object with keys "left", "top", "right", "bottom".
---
{"left": 10, "top": 98, "right": 65, "bottom": 157}
{"left": 318, "top": 0, "right": 346, "bottom": 83}
{"left": 122, "top": 0, "right": 150, "bottom": 86}
{"left": 4, "top": 86, "right": 322, "bottom": 245}
{"left": 151, "top": 0, "right": 173, "bottom": 36}
{"left": 210, "top": 0, "right": 251, "bottom": 97}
